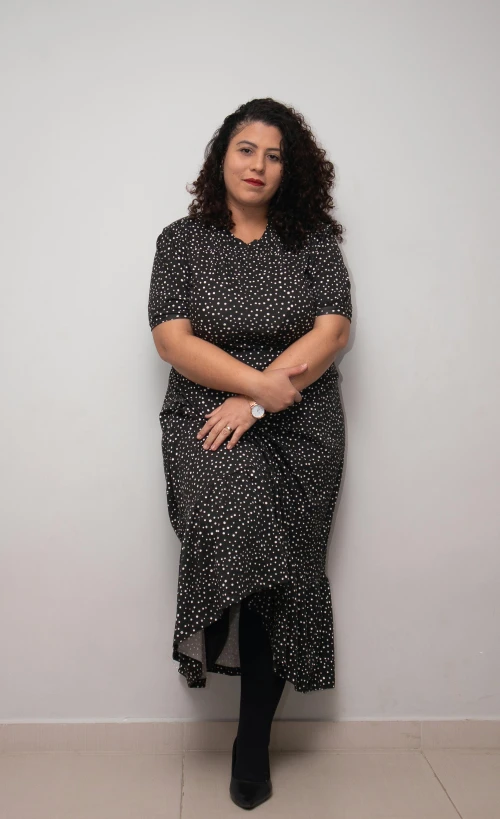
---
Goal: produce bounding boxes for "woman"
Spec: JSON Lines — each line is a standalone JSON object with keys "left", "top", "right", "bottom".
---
{"left": 148, "top": 97, "right": 352, "bottom": 809}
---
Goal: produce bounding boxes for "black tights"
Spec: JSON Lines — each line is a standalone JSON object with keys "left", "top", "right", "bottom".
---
{"left": 204, "top": 595, "right": 286, "bottom": 781}
{"left": 235, "top": 595, "right": 286, "bottom": 780}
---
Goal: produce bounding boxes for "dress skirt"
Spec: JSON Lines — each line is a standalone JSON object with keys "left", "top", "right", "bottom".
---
{"left": 148, "top": 215, "right": 352, "bottom": 693}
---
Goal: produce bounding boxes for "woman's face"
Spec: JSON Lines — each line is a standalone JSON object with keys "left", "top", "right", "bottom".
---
{"left": 222, "top": 121, "right": 283, "bottom": 212}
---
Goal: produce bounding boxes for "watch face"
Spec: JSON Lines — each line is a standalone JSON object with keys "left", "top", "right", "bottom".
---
{"left": 251, "top": 404, "right": 265, "bottom": 418}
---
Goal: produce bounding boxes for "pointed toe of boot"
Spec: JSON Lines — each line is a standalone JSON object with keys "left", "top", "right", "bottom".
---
{"left": 230, "top": 736, "right": 272, "bottom": 810}
{"left": 230, "top": 775, "right": 272, "bottom": 810}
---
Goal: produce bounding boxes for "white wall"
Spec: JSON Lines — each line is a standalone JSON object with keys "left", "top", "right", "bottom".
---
{"left": 1, "top": 0, "right": 499, "bottom": 722}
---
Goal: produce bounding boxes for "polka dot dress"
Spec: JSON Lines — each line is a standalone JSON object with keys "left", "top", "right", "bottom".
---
{"left": 148, "top": 215, "right": 352, "bottom": 693}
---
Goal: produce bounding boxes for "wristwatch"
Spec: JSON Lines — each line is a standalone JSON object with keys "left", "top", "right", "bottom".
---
{"left": 249, "top": 400, "right": 266, "bottom": 419}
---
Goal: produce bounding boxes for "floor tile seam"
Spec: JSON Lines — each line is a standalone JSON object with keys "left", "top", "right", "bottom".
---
{"left": 421, "top": 751, "right": 465, "bottom": 819}
{"left": 179, "top": 743, "right": 185, "bottom": 819}
{"left": 2, "top": 748, "right": 498, "bottom": 757}
{"left": 183, "top": 748, "right": 426, "bottom": 756}
{"left": 0, "top": 750, "right": 186, "bottom": 757}
{"left": 422, "top": 748, "right": 500, "bottom": 754}
{"left": 179, "top": 721, "right": 186, "bottom": 819}
{"left": 0, "top": 749, "right": 423, "bottom": 757}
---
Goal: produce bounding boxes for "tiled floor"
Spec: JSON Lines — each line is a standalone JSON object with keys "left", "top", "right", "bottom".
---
{"left": 1, "top": 748, "right": 499, "bottom": 818}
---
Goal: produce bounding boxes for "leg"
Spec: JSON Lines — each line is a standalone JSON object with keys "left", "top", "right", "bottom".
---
{"left": 204, "top": 606, "right": 230, "bottom": 669}
{"left": 234, "top": 594, "right": 287, "bottom": 781}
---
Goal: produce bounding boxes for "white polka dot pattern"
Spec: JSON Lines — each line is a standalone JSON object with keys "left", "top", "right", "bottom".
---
{"left": 148, "top": 216, "right": 352, "bottom": 692}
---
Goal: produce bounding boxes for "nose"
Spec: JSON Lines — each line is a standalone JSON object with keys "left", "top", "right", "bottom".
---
{"left": 250, "top": 153, "right": 266, "bottom": 173}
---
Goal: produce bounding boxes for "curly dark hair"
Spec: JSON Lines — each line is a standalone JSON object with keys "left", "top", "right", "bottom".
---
{"left": 186, "top": 97, "right": 344, "bottom": 253}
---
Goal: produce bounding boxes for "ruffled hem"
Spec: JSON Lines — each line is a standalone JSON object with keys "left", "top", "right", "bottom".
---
{"left": 171, "top": 574, "right": 335, "bottom": 694}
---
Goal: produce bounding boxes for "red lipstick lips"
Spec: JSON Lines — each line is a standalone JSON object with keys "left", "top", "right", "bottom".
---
{"left": 244, "top": 178, "right": 265, "bottom": 186}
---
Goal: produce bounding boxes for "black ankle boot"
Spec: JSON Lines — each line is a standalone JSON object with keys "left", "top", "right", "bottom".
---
{"left": 229, "top": 736, "right": 272, "bottom": 810}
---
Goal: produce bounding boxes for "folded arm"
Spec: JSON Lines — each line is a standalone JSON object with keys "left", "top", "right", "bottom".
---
{"left": 260, "top": 313, "right": 350, "bottom": 392}
{"left": 151, "top": 318, "right": 264, "bottom": 397}
{"left": 151, "top": 312, "right": 350, "bottom": 402}
{"left": 148, "top": 221, "right": 352, "bottom": 404}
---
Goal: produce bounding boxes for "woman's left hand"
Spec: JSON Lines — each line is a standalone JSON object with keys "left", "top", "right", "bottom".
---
{"left": 197, "top": 395, "right": 257, "bottom": 451}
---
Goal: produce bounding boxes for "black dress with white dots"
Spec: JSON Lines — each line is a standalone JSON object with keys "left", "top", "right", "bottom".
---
{"left": 148, "top": 215, "right": 352, "bottom": 693}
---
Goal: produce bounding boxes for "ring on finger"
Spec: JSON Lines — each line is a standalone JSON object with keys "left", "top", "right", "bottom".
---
{"left": 209, "top": 424, "right": 233, "bottom": 445}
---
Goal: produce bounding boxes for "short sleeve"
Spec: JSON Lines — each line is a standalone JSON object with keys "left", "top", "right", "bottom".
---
{"left": 306, "top": 224, "right": 352, "bottom": 322}
{"left": 148, "top": 223, "right": 192, "bottom": 330}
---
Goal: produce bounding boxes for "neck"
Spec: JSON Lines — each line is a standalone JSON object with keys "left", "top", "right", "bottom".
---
{"left": 226, "top": 197, "right": 268, "bottom": 231}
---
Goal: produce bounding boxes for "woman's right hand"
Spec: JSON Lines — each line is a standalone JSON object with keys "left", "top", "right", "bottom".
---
{"left": 251, "top": 363, "right": 308, "bottom": 413}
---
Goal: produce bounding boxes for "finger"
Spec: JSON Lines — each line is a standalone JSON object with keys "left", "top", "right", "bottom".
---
{"left": 226, "top": 427, "right": 244, "bottom": 449}
{"left": 197, "top": 411, "right": 223, "bottom": 438}
{"left": 202, "top": 428, "right": 219, "bottom": 448}
{"left": 286, "top": 363, "right": 308, "bottom": 376}
{"left": 204, "top": 406, "right": 222, "bottom": 418}
{"left": 203, "top": 422, "right": 233, "bottom": 450}
{"left": 197, "top": 422, "right": 214, "bottom": 439}
{"left": 208, "top": 426, "right": 233, "bottom": 451}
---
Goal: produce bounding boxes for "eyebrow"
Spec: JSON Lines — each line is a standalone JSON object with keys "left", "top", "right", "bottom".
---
{"left": 236, "top": 140, "right": 281, "bottom": 153}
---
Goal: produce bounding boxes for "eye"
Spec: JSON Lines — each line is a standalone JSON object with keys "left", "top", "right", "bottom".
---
{"left": 239, "top": 148, "right": 281, "bottom": 162}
